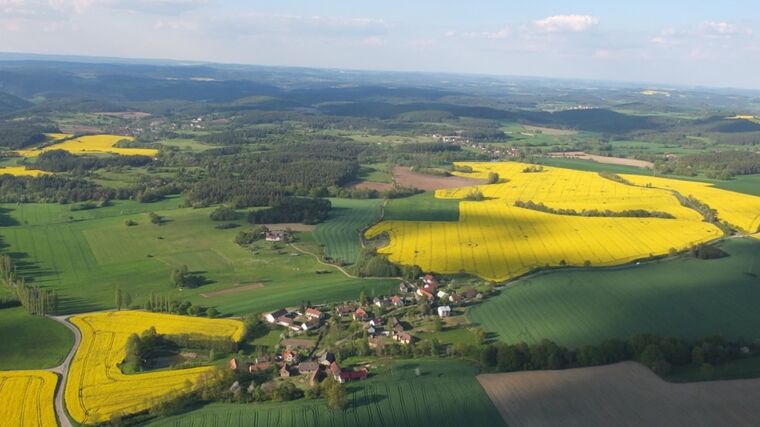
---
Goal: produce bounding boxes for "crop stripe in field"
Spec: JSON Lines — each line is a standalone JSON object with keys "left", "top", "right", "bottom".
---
{"left": 18, "top": 376, "right": 31, "bottom": 427}
{"left": 33, "top": 376, "right": 45, "bottom": 427}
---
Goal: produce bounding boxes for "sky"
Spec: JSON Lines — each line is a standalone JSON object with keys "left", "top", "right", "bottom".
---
{"left": 1, "top": 0, "right": 759, "bottom": 89}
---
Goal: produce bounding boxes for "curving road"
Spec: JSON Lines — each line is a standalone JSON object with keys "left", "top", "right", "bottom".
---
{"left": 47, "top": 315, "right": 81, "bottom": 427}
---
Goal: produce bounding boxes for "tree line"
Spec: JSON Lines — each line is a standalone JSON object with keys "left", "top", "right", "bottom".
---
{"left": 514, "top": 200, "right": 675, "bottom": 219}
{"left": 0, "top": 254, "right": 58, "bottom": 315}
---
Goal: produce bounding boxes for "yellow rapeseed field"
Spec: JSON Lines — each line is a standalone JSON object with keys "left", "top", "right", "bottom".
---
{"left": 0, "top": 166, "right": 50, "bottom": 177}
{"left": 16, "top": 134, "right": 158, "bottom": 157}
{"left": 366, "top": 161, "right": 728, "bottom": 281}
{"left": 66, "top": 311, "right": 245, "bottom": 424}
{"left": 0, "top": 370, "right": 58, "bottom": 427}
{"left": 621, "top": 175, "right": 760, "bottom": 234}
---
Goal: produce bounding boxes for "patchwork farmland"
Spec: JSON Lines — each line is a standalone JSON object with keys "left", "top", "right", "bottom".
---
{"left": 366, "top": 161, "right": 737, "bottom": 281}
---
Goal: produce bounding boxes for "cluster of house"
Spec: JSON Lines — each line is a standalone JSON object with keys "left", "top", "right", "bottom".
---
{"left": 265, "top": 307, "right": 323, "bottom": 333}
{"left": 231, "top": 351, "right": 367, "bottom": 386}
{"left": 264, "top": 230, "right": 290, "bottom": 242}
{"left": 333, "top": 274, "right": 484, "bottom": 348}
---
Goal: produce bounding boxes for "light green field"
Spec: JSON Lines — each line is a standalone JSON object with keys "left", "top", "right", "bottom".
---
{"left": 0, "top": 307, "right": 73, "bottom": 369}
{"left": 314, "top": 198, "right": 383, "bottom": 264}
{"left": 468, "top": 238, "right": 760, "bottom": 348}
{"left": 148, "top": 360, "right": 504, "bottom": 427}
{"left": 0, "top": 197, "right": 397, "bottom": 314}
{"left": 358, "top": 163, "right": 392, "bottom": 183}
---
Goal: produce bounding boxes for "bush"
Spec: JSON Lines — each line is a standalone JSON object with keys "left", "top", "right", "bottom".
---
{"left": 210, "top": 206, "right": 241, "bottom": 221}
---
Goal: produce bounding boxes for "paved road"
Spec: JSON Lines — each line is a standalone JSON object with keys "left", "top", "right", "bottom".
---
{"left": 47, "top": 315, "right": 81, "bottom": 427}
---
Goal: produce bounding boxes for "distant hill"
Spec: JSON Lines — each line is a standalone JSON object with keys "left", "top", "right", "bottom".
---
{"left": 0, "top": 91, "right": 31, "bottom": 114}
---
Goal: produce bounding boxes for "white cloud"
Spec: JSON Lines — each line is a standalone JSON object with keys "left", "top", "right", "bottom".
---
{"left": 533, "top": 15, "right": 598, "bottom": 33}
{"left": 699, "top": 21, "right": 752, "bottom": 38}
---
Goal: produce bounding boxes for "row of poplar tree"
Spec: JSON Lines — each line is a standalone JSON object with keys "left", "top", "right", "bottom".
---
{"left": 0, "top": 254, "right": 58, "bottom": 315}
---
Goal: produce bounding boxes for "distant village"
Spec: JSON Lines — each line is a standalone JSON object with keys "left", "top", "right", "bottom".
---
{"left": 228, "top": 273, "right": 486, "bottom": 391}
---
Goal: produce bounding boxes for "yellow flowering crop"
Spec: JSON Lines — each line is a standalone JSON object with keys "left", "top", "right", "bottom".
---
{"left": 16, "top": 134, "right": 158, "bottom": 158}
{"left": 365, "top": 161, "right": 739, "bottom": 282}
{"left": 0, "top": 166, "right": 50, "bottom": 177}
{"left": 66, "top": 311, "right": 244, "bottom": 424}
{"left": 0, "top": 370, "right": 58, "bottom": 427}
{"left": 621, "top": 174, "right": 760, "bottom": 234}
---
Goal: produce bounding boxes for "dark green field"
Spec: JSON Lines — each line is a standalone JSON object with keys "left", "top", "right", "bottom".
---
{"left": 383, "top": 192, "right": 460, "bottom": 222}
{"left": 538, "top": 157, "right": 655, "bottom": 175}
{"left": 0, "top": 307, "right": 73, "bottom": 369}
{"left": 148, "top": 360, "right": 504, "bottom": 427}
{"left": 468, "top": 238, "right": 760, "bottom": 348}
{"left": 0, "top": 197, "right": 397, "bottom": 315}
{"left": 314, "top": 198, "right": 383, "bottom": 264}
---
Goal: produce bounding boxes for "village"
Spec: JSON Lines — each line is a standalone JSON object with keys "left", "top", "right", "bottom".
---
{"left": 224, "top": 273, "right": 490, "bottom": 400}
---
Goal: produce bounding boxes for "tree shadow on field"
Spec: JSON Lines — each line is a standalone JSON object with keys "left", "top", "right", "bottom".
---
{"left": 6, "top": 251, "right": 57, "bottom": 283}
{"left": 350, "top": 393, "right": 388, "bottom": 410}
{"left": 0, "top": 208, "right": 20, "bottom": 227}
{"left": 56, "top": 295, "right": 106, "bottom": 315}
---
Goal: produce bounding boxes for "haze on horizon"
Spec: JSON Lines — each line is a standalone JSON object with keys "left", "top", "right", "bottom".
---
{"left": 0, "top": 0, "right": 759, "bottom": 90}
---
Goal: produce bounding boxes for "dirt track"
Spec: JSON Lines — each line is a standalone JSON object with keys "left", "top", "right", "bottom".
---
{"left": 548, "top": 151, "right": 654, "bottom": 169}
{"left": 478, "top": 361, "right": 760, "bottom": 427}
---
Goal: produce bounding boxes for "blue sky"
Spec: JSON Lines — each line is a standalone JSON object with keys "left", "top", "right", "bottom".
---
{"left": 1, "top": 1, "right": 758, "bottom": 89}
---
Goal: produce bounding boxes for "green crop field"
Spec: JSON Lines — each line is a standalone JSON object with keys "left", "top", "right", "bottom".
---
{"left": 383, "top": 192, "right": 460, "bottom": 222}
{"left": 713, "top": 174, "right": 760, "bottom": 197}
{"left": 0, "top": 307, "right": 73, "bottom": 369}
{"left": 148, "top": 360, "right": 504, "bottom": 427}
{"left": 538, "top": 157, "right": 655, "bottom": 176}
{"left": 314, "top": 199, "right": 383, "bottom": 264}
{"left": 468, "top": 238, "right": 760, "bottom": 348}
{"left": 0, "top": 197, "right": 397, "bottom": 315}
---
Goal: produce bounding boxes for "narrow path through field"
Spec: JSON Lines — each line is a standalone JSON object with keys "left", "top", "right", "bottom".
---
{"left": 47, "top": 315, "right": 81, "bottom": 427}
{"left": 288, "top": 242, "right": 399, "bottom": 280}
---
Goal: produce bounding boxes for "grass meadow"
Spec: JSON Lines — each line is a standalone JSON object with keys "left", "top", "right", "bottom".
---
{"left": 468, "top": 238, "right": 760, "bottom": 347}
{"left": 0, "top": 197, "right": 397, "bottom": 315}
{"left": 148, "top": 360, "right": 504, "bottom": 427}
{"left": 0, "top": 307, "right": 73, "bottom": 369}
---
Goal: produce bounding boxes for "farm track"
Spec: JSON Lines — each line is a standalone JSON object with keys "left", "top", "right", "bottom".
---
{"left": 47, "top": 315, "right": 82, "bottom": 427}
{"left": 288, "top": 242, "right": 400, "bottom": 281}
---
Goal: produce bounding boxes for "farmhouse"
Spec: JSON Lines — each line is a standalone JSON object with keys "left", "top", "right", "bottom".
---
{"left": 394, "top": 332, "right": 413, "bottom": 345}
{"left": 265, "top": 308, "right": 288, "bottom": 323}
{"left": 265, "top": 231, "right": 289, "bottom": 242}
{"left": 391, "top": 295, "right": 405, "bottom": 307}
{"left": 354, "top": 307, "right": 368, "bottom": 321}
{"left": 339, "top": 368, "right": 368, "bottom": 383}
{"left": 282, "top": 350, "right": 299, "bottom": 364}
{"left": 305, "top": 307, "right": 323, "bottom": 319}
{"left": 300, "top": 319, "right": 320, "bottom": 331}
{"left": 248, "top": 361, "right": 272, "bottom": 373}
{"left": 373, "top": 296, "right": 391, "bottom": 308}
{"left": 297, "top": 361, "right": 320, "bottom": 375}
{"left": 437, "top": 305, "right": 452, "bottom": 318}
{"left": 335, "top": 305, "right": 353, "bottom": 317}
